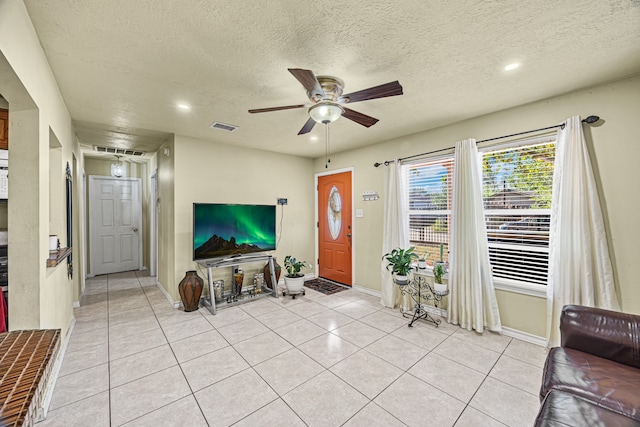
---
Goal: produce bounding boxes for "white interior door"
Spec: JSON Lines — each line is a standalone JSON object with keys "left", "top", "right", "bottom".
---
{"left": 89, "top": 176, "right": 142, "bottom": 275}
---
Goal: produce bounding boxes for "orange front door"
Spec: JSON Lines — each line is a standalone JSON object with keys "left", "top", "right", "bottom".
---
{"left": 318, "top": 171, "right": 352, "bottom": 285}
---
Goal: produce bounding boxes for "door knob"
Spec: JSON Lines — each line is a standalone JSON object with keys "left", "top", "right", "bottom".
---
{"left": 346, "top": 233, "right": 352, "bottom": 238}
{"left": 133, "top": 227, "right": 138, "bottom": 232}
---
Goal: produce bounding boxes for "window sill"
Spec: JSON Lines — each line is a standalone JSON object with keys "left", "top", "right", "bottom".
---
{"left": 414, "top": 268, "right": 449, "bottom": 281}
{"left": 415, "top": 267, "right": 546, "bottom": 298}
{"left": 494, "top": 278, "right": 546, "bottom": 298}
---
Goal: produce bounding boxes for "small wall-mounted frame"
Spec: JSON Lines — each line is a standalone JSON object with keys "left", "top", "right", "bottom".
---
{"left": 362, "top": 190, "right": 379, "bottom": 201}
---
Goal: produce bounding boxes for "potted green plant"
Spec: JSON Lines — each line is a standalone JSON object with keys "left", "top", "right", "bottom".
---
{"left": 433, "top": 263, "right": 447, "bottom": 293}
{"left": 382, "top": 247, "right": 418, "bottom": 285}
{"left": 283, "top": 255, "right": 311, "bottom": 294}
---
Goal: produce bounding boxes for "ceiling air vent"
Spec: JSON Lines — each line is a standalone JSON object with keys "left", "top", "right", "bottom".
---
{"left": 209, "top": 121, "right": 238, "bottom": 132}
{"left": 94, "top": 146, "right": 145, "bottom": 156}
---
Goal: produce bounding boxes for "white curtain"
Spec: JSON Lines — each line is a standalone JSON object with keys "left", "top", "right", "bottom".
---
{"left": 448, "top": 139, "right": 502, "bottom": 333}
{"left": 381, "top": 159, "right": 409, "bottom": 308}
{"left": 546, "top": 116, "right": 620, "bottom": 347}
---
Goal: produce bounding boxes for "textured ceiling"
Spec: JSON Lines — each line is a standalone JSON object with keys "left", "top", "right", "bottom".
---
{"left": 23, "top": 0, "right": 640, "bottom": 159}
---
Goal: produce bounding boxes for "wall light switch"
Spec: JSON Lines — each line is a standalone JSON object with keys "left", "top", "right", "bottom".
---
{"left": 356, "top": 209, "right": 364, "bottom": 218}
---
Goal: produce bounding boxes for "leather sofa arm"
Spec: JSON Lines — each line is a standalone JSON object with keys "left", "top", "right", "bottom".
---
{"left": 560, "top": 305, "right": 640, "bottom": 369}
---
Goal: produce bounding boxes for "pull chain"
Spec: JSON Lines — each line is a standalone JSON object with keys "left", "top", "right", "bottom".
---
{"left": 325, "top": 123, "right": 331, "bottom": 168}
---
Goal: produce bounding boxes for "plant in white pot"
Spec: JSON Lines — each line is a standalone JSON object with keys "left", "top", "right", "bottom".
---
{"left": 283, "top": 255, "right": 311, "bottom": 294}
{"left": 382, "top": 247, "right": 418, "bottom": 285}
{"left": 432, "top": 263, "right": 447, "bottom": 294}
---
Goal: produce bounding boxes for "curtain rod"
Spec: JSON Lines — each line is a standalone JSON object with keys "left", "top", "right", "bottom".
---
{"left": 373, "top": 115, "right": 600, "bottom": 167}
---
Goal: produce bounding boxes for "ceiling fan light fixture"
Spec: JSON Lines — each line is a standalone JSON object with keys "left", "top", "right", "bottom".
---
{"left": 309, "top": 102, "right": 343, "bottom": 124}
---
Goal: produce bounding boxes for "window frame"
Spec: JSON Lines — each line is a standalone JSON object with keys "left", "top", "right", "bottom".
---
{"left": 401, "top": 135, "right": 555, "bottom": 297}
{"left": 402, "top": 152, "right": 455, "bottom": 270}
{"left": 479, "top": 134, "right": 556, "bottom": 297}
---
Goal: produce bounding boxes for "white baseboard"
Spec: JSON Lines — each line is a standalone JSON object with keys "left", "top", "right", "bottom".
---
{"left": 501, "top": 326, "right": 546, "bottom": 347}
{"left": 352, "top": 285, "right": 381, "bottom": 298}
{"left": 422, "top": 304, "right": 448, "bottom": 318}
{"left": 37, "top": 316, "right": 76, "bottom": 421}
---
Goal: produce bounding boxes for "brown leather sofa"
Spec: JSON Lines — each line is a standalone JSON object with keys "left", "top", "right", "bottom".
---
{"left": 536, "top": 305, "right": 640, "bottom": 426}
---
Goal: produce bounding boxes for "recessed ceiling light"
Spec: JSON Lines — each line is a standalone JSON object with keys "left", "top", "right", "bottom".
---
{"left": 504, "top": 63, "right": 520, "bottom": 71}
{"left": 177, "top": 103, "right": 191, "bottom": 111}
{"left": 310, "top": 136, "right": 318, "bottom": 142}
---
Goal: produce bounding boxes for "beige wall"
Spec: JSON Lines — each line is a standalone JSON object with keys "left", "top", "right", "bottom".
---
{"left": 0, "top": 0, "right": 83, "bottom": 338}
{"left": 316, "top": 74, "right": 640, "bottom": 336}
{"left": 165, "top": 135, "right": 315, "bottom": 302}
{"left": 157, "top": 137, "right": 175, "bottom": 297}
{"left": 84, "top": 157, "right": 141, "bottom": 179}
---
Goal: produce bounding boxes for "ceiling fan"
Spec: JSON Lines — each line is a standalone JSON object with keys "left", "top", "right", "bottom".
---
{"left": 248, "top": 68, "right": 403, "bottom": 135}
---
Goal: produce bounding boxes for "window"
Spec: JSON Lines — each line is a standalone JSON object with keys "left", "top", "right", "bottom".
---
{"left": 403, "top": 154, "right": 454, "bottom": 265}
{"left": 401, "top": 136, "right": 555, "bottom": 290}
{"left": 481, "top": 136, "right": 556, "bottom": 286}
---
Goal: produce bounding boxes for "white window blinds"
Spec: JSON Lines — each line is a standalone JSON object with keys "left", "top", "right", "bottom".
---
{"left": 481, "top": 137, "right": 556, "bottom": 285}
{"left": 402, "top": 154, "right": 454, "bottom": 265}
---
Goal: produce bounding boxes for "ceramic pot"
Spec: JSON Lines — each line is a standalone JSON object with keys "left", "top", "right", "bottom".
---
{"left": 178, "top": 271, "right": 203, "bottom": 312}
{"left": 284, "top": 275, "right": 305, "bottom": 293}
{"left": 434, "top": 283, "right": 448, "bottom": 294}
{"left": 263, "top": 260, "right": 281, "bottom": 289}
{"left": 393, "top": 274, "right": 409, "bottom": 286}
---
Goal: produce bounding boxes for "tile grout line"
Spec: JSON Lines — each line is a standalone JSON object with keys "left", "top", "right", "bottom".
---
{"left": 137, "top": 270, "right": 212, "bottom": 426}
{"left": 106, "top": 274, "right": 113, "bottom": 427}
{"left": 450, "top": 336, "right": 514, "bottom": 426}
{"left": 72, "top": 279, "right": 542, "bottom": 426}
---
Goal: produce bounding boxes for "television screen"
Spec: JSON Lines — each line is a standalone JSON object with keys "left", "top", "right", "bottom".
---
{"left": 193, "top": 203, "right": 276, "bottom": 261}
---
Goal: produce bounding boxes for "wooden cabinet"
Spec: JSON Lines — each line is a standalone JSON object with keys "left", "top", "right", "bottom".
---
{"left": 0, "top": 109, "right": 7, "bottom": 150}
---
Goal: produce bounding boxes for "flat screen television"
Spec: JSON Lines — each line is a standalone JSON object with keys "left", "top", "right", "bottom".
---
{"left": 193, "top": 203, "right": 276, "bottom": 261}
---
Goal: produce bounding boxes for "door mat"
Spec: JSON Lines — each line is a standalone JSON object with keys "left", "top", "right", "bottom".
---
{"left": 304, "top": 278, "right": 349, "bottom": 295}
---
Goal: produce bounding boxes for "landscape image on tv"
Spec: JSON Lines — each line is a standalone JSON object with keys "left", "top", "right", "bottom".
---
{"left": 193, "top": 203, "right": 276, "bottom": 260}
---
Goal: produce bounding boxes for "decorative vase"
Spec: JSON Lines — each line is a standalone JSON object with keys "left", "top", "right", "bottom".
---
{"left": 263, "top": 260, "right": 281, "bottom": 289}
{"left": 253, "top": 273, "right": 264, "bottom": 294}
{"left": 234, "top": 269, "right": 244, "bottom": 295}
{"left": 212, "top": 279, "right": 224, "bottom": 302}
{"left": 178, "top": 271, "right": 203, "bottom": 312}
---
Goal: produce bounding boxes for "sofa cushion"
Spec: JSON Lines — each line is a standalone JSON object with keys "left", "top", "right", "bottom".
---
{"left": 541, "top": 347, "right": 640, "bottom": 421}
{"left": 535, "top": 390, "right": 640, "bottom": 427}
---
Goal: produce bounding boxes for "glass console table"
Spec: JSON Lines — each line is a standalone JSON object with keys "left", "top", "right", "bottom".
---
{"left": 197, "top": 255, "right": 279, "bottom": 315}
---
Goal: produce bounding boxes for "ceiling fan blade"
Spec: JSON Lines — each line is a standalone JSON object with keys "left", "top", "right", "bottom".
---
{"left": 298, "top": 117, "right": 316, "bottom": 135}
{"left": 288, "top": 68, "right": 325, "bottom": 99}
{"left": 341, "top": 81, "right": 403, "bottom": 103}
{"left": 248, "top": 104, "right": 305, "bottom": 114}
{"left": 341, "top": 107, "right": 379, "bottom": 127}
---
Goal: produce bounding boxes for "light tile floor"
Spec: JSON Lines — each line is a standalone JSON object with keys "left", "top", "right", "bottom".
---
{"left": 39, "top": 271, "right": 546, "bottom": 426}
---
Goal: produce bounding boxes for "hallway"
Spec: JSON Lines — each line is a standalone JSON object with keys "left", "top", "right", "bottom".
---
{"left": 40, "top": 271, "right": 544, "bottom": 426}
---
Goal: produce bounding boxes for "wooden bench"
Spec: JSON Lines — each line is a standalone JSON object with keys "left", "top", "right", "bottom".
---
{"left": 0, "top": 330, "right": 61, "bottom": 427}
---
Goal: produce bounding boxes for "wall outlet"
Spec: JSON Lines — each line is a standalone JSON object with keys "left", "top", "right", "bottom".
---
{"left": 277, "top": 198, "right": 288, "bottom": 205}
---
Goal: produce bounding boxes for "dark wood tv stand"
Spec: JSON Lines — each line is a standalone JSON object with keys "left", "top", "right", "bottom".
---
{"left": 197, "top": 254, "right": 279, "bottom": 315}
